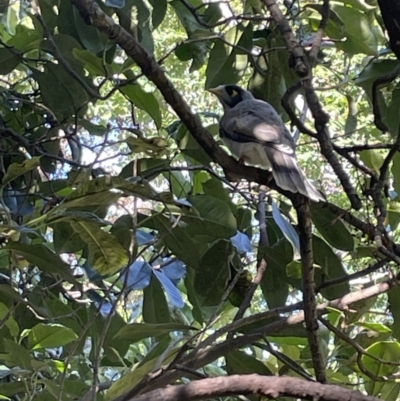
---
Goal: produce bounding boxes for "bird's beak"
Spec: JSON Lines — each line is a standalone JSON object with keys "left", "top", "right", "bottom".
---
{"left": 207, "top": 86, "right": 223, "bottom": 97}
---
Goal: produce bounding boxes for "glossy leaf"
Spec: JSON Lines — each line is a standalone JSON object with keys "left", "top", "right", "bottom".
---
{"left": 121, "top": 85, "right": 162, "bottom": 129}
{"left": 194, "top": 240, "right": 231, "bottom": 306}
{"left": 0, "top": 47, "right": 19, "bottom": 74}
{"left": 4, "top": 242, "right": 77, "bottom": 283}
{"left": 70, "top": 221, "right": 129, "bottom": 275}
{"left": 313, "top": 236, "right": 350, "bottom": 300}
{"left": 271, "top": 201, "right": 300, "bottom": 258}
{"left": 149, "top": 0, "right": 167, "bottom": 28}
{"left": 153, "top": 268, "right": 184, "bottom": 308}
{"left": 27, "top": 323, "right": 78, "bottom": 350}
{"left": 124, "top": 261, "right": 152, "bottom": 290}
{"left": 143, "top": 276, "right": 171, "bottom": 323}
{"left": 362, "top": 341, "right": 400, "bottom": 395}
{"left": 114, "top": 322, "right": 192, "bottom": 342}
{"left": 205, "top": 23, "right": 252, "bottom": 88}
{"left": 152, "top": 214, "right": 201, "bottom": 269}
{"left": 360, "top": 149, "right": 385, "bottom": 172}
{"left": 259, "top": 240, "right": 291, "bottom": 308}
{"left": 226, "top": 350, "right": 272, "bottom": 376}
{"left": 184, "top": 194, "right": 237, "bottom": 239}
{"left": 332, "top": 4, "right": 378, "bottom": 55}
{"left": 310, "top": 203, "right": 354, "bottom": 251}
{"left": 2, "top": 157, "right": 41, "bottom": 186}
{"left": 230, "top": 231, "right": 252, "bottom": 253}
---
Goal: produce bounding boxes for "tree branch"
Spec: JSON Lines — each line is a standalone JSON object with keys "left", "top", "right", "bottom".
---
{"left": 127, "top": 374, "right": 379, "bottom": 401}
{"left": 262, "top": 0, "right": 362, "bottom": 210}
{"left": 292, "top": 195, "right": 326, "bottom": 383}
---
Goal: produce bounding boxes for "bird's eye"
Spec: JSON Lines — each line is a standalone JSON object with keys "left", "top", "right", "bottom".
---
{"left": 231, "top": 90, "right": 238, "bottom": 98}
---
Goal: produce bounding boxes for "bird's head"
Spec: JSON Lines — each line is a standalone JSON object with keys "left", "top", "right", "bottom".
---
{"left": 207, "top": 84, "right": 254, "bottom": 109}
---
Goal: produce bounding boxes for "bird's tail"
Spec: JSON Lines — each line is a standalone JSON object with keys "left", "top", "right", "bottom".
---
{"left": 266, "top": 148, "right": 325, "bottom": 202}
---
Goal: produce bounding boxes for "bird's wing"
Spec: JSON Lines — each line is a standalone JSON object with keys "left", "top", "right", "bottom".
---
{"left": 221, "top": 100, "right": 295, "bottom": 155}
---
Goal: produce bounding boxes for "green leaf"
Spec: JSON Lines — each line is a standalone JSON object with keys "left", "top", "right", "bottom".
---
{"left": 205, "top": 23, "right": 252, "bottom": 88}
{"left": 184, "top": 194, "right": 237, "bottom": 239}
{"left": 149, "top": 0, "right": 167, "bottom": 28}
{"left": 185, "top": 267, "right": 204, "bottom": 324}
{"left": 27, "top": 323, "right": 78, "bottom": 350}
{"left": 78, "top": 119, "right": 108, "bottom": 136}
{"left": 152, "top": 214, "right": 201, "bottom": 269}
{"left": 259, "top": 240, "right": 291, "bottom": 308}
{"left": 163, "top": 170, "right": 191, "bottom": 198}
{"left": 117, "top": 0, "right": 154, "bottom": 53}
{"left": 310, "top": 203, "right": 354, "bottom": 251}
{"left": 386, "top": 88, "right": 400, "bottom": 137}
{"left": 3, "top": 243, "right": 77, "bottom": 283}
{"left": 2, "top": 157, "right": 41, "bottom": 186}
{"left": 202, "top": 177, "right": 236, "bottom": 212}
{"left": 360, "top": 149, "right": 385, "bottom": 172}
{"left": 271, "top": 201, "right": 300, "bottom": 258}
{"left": 0, "top": 303, "right": 19, "bottom": 337}
{"left": 7, "top": 23, "right": 42, "bottom": 52}
{"left": 114, "top": 322, "right": 192, "bottom": 342}
{"left": 355, "top": 59, "right": 399, "bottom": 99}
{"left": 70, "top": 220, "right": 129, "bottom": 275}
{"left": 121, "top": 85, "right": 162, "bottom": 129}
{"left": 0, "top": 382, "right": 28, "bottom": 397}
{"left": 32, "top": 63, "right": 89, "bottom": 119}
{"left": 1, "top": 339, "right": 32, "bottom": 369}
{"left": 0, "top": 47, "right": 19, "bottom": 74}
{"left": 378, "top": 382, "right": 400, "bottom": 401}
{"left": 52, "top": 222, "right": 86, "bottom": 254}
{"left": 362, "top": 341, "right": 400, "bottom": 395}
{"left": 170, "top": 0, "right": 209, "bottom": 71}
{"left": 335, "top": 0, "right": 376, "bottom": 12}
{"left": 344, "top": 95, "right": 358, "bottom": 135}
{"left": 62, "top": 177, "right": 167, "bottom": 207}
{"left": 388, "top": 201, "right": 400, "bottom": 232}
{"left": 193, "top": 240, "right": 231, "bottom": 306}
{"left": 388, "top": 286, "right": 400, "bottom": 340}
{"left": 354, "top": 322, "right": 391, "bottom": 334}
{"left": 332, "top": 5, "right": 378, "bottom": 55}
{"left": 72, "top": 5, "right": 111, "bottom": 54}
{"left": 226, "top": 350, "right": 272, "bottom": 376}
{"left": 249, "top": 33, "right": 288, "bottom": 116}
{"left": 120, "top": 158, "right": 169, "bottom": 180}
{"left": 313, "top": 236, "right": 350, "bottom": 300}
{"left": 72, "top": 48, "right": 105, "bottom": 76}
{"left": 143, "top": 275, "right": 171, "bottom": 323}
{"left": 63, "top": 191, "right": 121, "bottom": 209}
{"left": 175, "top": 124, "right": 213, "bottom": 165}
{"left": 392, "top": 152, "right": 400, "bottom": 197}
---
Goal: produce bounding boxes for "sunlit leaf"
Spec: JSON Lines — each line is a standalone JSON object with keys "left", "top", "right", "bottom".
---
{"left": 70, "top": 221, "right": 129, "bottom": 275}
{"left": 27, "top": 323, "right": 78, "bottom": 350}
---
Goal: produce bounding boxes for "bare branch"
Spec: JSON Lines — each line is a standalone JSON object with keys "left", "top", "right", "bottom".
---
{"left": 127, "top": 374, "right": 379, "bottom": 401}
{"left": 292, "top": 195, "right": 326, "bottom": 383}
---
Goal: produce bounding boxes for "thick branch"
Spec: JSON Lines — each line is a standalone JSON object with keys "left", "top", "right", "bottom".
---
{"left": 119, "top": 273, "right": 400, "bottom": 399}
{"left": 128, "top": 374, "right": 379, "bottom": 401}
{"left": 293, "top": 195, "right": 326, "bottom": 383}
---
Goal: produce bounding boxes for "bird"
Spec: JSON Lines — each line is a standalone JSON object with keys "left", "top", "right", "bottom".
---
{"left": 207, "top": 84, "right": 325, "bottom": 202}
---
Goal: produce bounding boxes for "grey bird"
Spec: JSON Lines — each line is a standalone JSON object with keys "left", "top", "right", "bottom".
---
{"left": 208, "top": 84, "right": 324, "bottom": 202}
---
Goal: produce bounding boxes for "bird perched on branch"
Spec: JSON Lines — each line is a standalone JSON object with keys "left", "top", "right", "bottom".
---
{"left": 208, "top": 84, "right": 324, "bottom": 202}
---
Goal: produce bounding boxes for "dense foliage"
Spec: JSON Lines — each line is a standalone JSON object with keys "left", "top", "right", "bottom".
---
{"left": 0, "top": 0, "right": 400, "bottom": 400}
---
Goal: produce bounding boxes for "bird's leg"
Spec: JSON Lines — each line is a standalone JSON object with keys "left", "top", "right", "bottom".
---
{"left": 238, "top": 155, "right": 247, "bottom": 166}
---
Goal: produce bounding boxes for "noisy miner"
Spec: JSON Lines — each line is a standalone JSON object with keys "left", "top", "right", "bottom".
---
{"left": 208, "top": 84, "right": 324, "bottom": 202}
